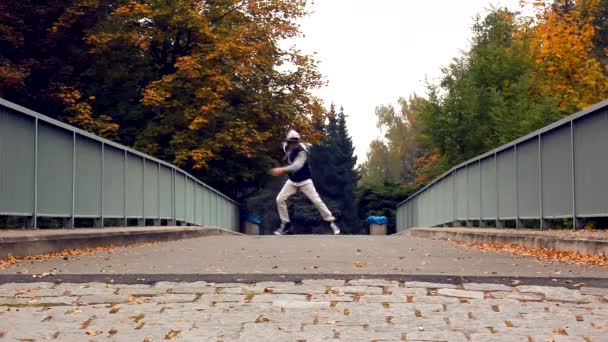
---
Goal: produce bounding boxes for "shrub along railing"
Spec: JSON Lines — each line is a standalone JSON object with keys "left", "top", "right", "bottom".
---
{"left": 397, "top": 99, "right": 608, "bottom": 231}
{"left": 0, "top": 98, "right": 239, "bottom": 230}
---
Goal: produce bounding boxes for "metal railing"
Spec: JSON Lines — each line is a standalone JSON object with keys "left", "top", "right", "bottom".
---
{"left": 0, "top": 98, "right": 239, "bottom": 230}
{"left": 397, "top": 99, "right": 608, "bottom": 231}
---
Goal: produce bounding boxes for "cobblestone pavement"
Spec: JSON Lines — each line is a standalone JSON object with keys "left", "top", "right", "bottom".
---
{"left": 0, "top": 279, "right": 606, "bottom": 341}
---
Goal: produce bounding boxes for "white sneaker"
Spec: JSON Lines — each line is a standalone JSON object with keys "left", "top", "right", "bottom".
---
{"left": 329, "top": 222, "right": 340, "bottom": 235}
{"left": 274, "top": 222, "right": 291, "bottom": 235}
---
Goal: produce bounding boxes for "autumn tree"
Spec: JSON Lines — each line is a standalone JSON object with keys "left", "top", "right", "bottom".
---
{"left": 0, "top": 0, "right": 326, "bottom": 197}
{"left": 529, "top": 0, "right": 608, "bottom": 112}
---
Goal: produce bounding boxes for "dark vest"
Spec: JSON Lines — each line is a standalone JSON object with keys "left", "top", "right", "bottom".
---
{"left": 287, "top": 145, "right": 312, "bottom": 183}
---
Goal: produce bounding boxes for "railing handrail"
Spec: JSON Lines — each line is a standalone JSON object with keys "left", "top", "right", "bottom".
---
{"left": 398, "top": 98, "right": 608, "bottom": 207}
{"left": 0, "top": 97, "right": 238, "bottom": 205}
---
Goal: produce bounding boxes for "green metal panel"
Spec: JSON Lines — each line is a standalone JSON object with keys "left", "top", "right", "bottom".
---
{"left": 186, "top": 177, "right": 195, "bottom": 224}
{"left": 126, "top": 153, "right": 143, "bottom": 218}
{"left": 37, "top": 122, "right": 72, "bottom": 216}
{"left": 467, "top": 163, "right": 481, "bottom": 220}
{"left": 144, "top": 160, "right": 159, "bottom": 218}
{"left": 203, "top": 187, "right": 211, "bottom": 226}
{"left": 195, "top": 184, "right": 204, "bottom": 225}
{"left": 497, "top": 148, "right": 516, "bottom": 219}
{"left": 574, "top": 110, "right": 608, "bottom": 216}
{"left": 0, "top": 108, "right": 35, "bottom": 215}
{"left": 454, "top": 168, "right": 467, "bottom": 220}
{"left": 75, "top": 135, "right": 102, "bottom": 216}
{"left": 159, "top": 165, "right": 172, "bottom": 218}
{"left": 516, "top": 139, "right": 540, "bottom": 218}
{"left": 175, "top": 172, "right": 186, "bottom": 221}
{"left": 104, "top": 146, "right": 126, "bottom": 217}
{"left": 541, "top": 125, "right": 573, "bottom": 217}
{"left": 480, "top": 157, "right": 497, "bottom": 220}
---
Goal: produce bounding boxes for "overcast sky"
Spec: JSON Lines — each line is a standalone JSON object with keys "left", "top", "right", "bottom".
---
{"left": 290, "top": 0, "right": 522, "bottom": 163}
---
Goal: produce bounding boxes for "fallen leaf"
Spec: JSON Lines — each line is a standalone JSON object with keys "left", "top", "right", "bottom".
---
{"left": 109, "top": 306, "right": 121, "bottom": 314}
{"left": 165, "top": 329, "right": 181, "bottom": 340}
{"left": 576, "top": 315, "right": 584, "bottom": 322}
{"left": 326, "top": 320, "right": 341, "bottom": 325}
{"left": 51, "top": 331, "right": 60, "bottom": 339}
{"left": 383, "top": 302, "right": 390, "bottom": 308}
{"left": 255, "top": 316, "right": 271, "bottom": 323}
{"left": 0, "top": 330, "right": 5, "bottom": 337}
{"left": 415, "top": 310, "right": 422, "bottom": 317}
{"left": 41, "top": 315, "right": 53, "bottom": 322}
{"left": 330, "top": 301, "right": 337, "bottom": 308}
{"left": 406, "top": 295, "right": 414, "bottom": 303}
{"left": 352, "top": 261, "right": 366, "bottom": 268}
{"left": 343, "top": 309, "right": 352, "bottom": 316}
{"left": 108, "top": 329, "right": 117, "bottom": 336}
{"left": 505, "top": 320, "right": 514, "bottom": 327}
{"left": 86, "top": 330, "right": 101, "bottom": 336}
{"left": 130, "top": 313, "right": 145, "bottom": 324}
{"left": 81, "top": 317, "right": 94, "bottom": 329}
{"left": 554, "top": 328, "right": 568, "bottom": 335}
{"left": 263, "top": 288, "right": 273, "bottom": 293}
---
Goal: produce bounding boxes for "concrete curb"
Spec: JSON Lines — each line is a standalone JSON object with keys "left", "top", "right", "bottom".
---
{"left": 406, "top": 227, "right": 608, "bottom": 255}
{"left": 0, "top": 227, "right": 240, "bottom": 259}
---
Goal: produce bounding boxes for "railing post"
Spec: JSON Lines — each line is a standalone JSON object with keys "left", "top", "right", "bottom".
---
{"left": 479, "top": 159, "right": 482, "bottom": 228}
{"left": 570, "top": 120, "right": 579, "bottom": 229}
{"left": 124, "top": 151, "right": 128, "bottom": 227}
{"left": 539, "top": 134, "right": 547, "bottom": 229}
{"left": 156, "top": 162, "right": 161, "bottom": 226}
{"left": 452, "top": 170, "right": 456, "bottom": 227}
{"left": 495, "top": 152, "right": 502, "bottom": 228}
{"left": 465, "top": 164, "right": 470, "bottom": 227}
{"left": 26, "top": 118, "right": 39, "bottom": 229}
{"left": 64, "top": 132, "right": 76, "bottom": 228}
{"left": 95, "top": 143, "right": 104, "bottom": 228}
{"left": 139, "top": 157, "right": 145, "bottom": 227}
{"left": 515, "top": 144, "right": 521, "bottom": 228}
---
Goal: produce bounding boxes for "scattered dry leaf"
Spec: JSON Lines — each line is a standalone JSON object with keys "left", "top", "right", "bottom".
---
{"left": 41, "top": 315, "right": 53, "bottom": 322}
{"left": 415, "top": 310, "right": 422, "bottom": 318}
{"left": 108, "top": 329, "right": 117, "bottom": 336}
{"left": 109, "top": 306, "right": 121, "bottom": 314}
{"left": 383, "top": 302, "right": 390, "bottom": 308}
{"left": 165, "top": 329, "right": 181, "bottom": 340}
{"left": 0, "top": 243, "right": 158, "bottom": 270}
{"left": 330, "top": 301, "right": 337, "bottom": 308}
{"left": 448, "top": 240, "right": 608, "bottom": 266}
{"left": 130, "top": 313, "right": 145, "bottom": 324}
{"left": 505, "top": 320, "right": 514, "bottom": 327}
{"left": 576, "top": 315, "right": 584, "bottom": 322}
{"left": 65, "top": 308, "right": 82, "bottom": 315}
{"left": 406, "top": 295, "right": 414, "bottom": 303}
{"left": 344, "top": 308, "right": 352, "bottom": 316}
{"left": 0, "top": 330, "right": 5, "bottom": 337}
{"left": 554, "top": 328, "right": 568, "bottom": 335}
{"left": 255, "top": 316, "right": 271, "bottom": 323}
{"left": 352, "top": 261, "right": 366, "bottom": 268}
{"left": 86, "top": 330, "right": 101, "bottom": 336}
{"left": 326, "top": 320, "right": 341, "bottom": 325}
{"left": 81, "top": 317, "right": 94, "bottom": 329}
{"left": 51, "top": 331, "right": 60, "bottom": 339}
{"left": 263, "top": 287, "right": 273, "bottom": 294}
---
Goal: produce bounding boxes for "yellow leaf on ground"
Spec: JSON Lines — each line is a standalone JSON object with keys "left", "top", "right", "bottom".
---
{"left": 165, "top": 329, "right": 181, "bottom": 340}
{"left": 554, "top": 328, "right": 568, "bottom": 335}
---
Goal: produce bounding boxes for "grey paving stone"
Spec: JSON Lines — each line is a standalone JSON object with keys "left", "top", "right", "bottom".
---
{"left": 492, "top": 291, "right": 544, "bottom": 301}
{"left": 301, "top": 279, "right": 346, "bottom": 287}
{"left": 436, "top": 288, "right": 485, "bottom": 299}
{"left": 347, "top": 279, "right": 400, "bottom": 287}
{"left": 404, "top": 281, "right": 459, "bottom": 289}
{"left": 329, "top": 286, "right": 383, "bottom": 295}
{"left": 463, "top": 282, "right": 514, "bottom": 292}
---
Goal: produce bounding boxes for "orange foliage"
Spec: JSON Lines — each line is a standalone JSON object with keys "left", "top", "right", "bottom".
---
{"left": 528, "top": 0, "right": 608, "bottom": 111}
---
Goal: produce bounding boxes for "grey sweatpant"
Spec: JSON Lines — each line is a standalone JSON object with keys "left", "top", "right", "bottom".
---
{"left": 276, "top": 180, "right": 335, "bottom": 223}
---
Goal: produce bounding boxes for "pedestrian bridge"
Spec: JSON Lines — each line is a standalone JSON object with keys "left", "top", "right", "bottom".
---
{"left": 2, "top": 97, "right": 608, "bottom": 232}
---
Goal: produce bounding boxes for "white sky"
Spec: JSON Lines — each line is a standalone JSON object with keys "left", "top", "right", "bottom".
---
{"left": 290, "top": 0, "right": 523, "bottom": 163}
